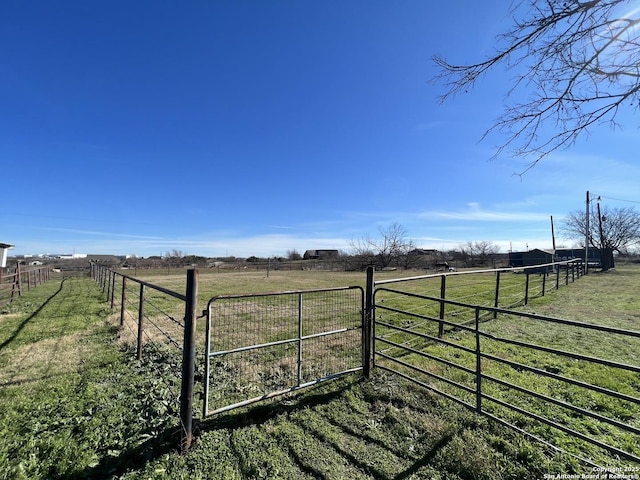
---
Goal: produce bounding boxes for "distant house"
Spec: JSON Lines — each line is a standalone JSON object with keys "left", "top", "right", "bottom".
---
{"left": 303, "top": 249, "right": 339, "bottom": 260}
{"left": 508, "top": 249, "right": 554, "bottom": 272}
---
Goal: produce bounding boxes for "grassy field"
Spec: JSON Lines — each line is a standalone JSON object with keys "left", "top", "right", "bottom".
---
{"left": 0, "top": 266, "right": 638, "bottom": 478}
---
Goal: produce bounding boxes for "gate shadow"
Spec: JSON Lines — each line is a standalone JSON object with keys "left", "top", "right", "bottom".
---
{"left": 197, "top": 377, "right": 360, "bottom": 432}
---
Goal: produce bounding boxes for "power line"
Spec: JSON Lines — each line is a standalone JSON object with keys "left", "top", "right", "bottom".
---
{"left": 593, "top": 194, "right": 640, "bottom": 205}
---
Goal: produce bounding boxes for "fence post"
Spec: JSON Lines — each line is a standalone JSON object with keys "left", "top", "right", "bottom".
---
{"left": 109, "top": 272, "right": 116, "bottom": 308}
{"left": 180, "top": 268, "right": 198, "bottom": 454}
{"left": 297, "top": 292, "right": 303, "bottom": 386}
{"left": 524, "top": 271, "right": 530, "bottom": 305}
{"left": 542, "top": 271, "right": 546, "bottom": 297}
{"left": 11, "top": 263, "right": 22, "bottom": 300}
{"left": 556, "top": 266, "right": 560, "bottom": 290}
{"left": 106, "top": 270, "right": 112, "bottom": 304}
{"left": 137, "top": 284, "right": 145, "bottom": 360}
{"left": 475, "top": 307, "right": 482, "bottom": 414}
{"left": 493, "top": 271, "right": 501, "bottom": 319}
{"left": 120, "top": 276, "right": 127, "bottom": 327}
{"left": 363, "top": 266, "right": 374, "bottom": 378}
{"left": 438, "top": 275, "right": 446, "bottom": 338}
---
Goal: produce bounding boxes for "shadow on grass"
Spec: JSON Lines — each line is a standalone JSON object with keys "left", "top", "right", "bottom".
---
{"left": 63, "top": 426, "right": 182, "bottom": 480}
{"left": 198, "top": 377, "right": 360, "bottom": 432}
{"left": 289, "top": 408, "right": 456, "bottom": 480}
{"left": 65, "top": 379, "right": 360, "bottom": 479}
{"left": 0, "top": 277, "right": 66, "bottom": 351}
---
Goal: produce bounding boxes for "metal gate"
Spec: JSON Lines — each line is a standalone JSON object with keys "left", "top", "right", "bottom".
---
{"left": 369, "top": 265, "right": 640, "bottom": 467}
{"left": 203, "top": 286, "right": 365, "bottom": 417}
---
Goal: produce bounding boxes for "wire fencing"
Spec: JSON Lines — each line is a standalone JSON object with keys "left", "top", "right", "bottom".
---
{"left": 90, "top": 259, "right": 605, "bottom": 460}
{"left": 91, "top": 264, "right": 198, "bottom": 452}
{"left": 203, "top": 286, "right": 365, "bottom": 417}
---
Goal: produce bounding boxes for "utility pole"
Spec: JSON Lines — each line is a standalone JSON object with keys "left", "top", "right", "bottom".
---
{"left": 597, "top": 197, "right": 607, "bottom": 270}
{"left": 585, "top": 191, "right": 590, "bottom": 274}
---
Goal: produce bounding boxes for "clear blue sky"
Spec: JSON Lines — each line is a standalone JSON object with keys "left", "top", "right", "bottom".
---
{"left": 2, "top": 1, "right": 638, "bottom": 258}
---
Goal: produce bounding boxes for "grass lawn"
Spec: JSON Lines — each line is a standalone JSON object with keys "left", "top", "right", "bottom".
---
{"left": 0, "top": 266, "right": 638, "bottom": 479}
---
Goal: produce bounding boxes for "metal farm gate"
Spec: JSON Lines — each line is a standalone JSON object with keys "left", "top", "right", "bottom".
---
{"left": 369, "top": 263, "right": 640, "bottom": 467}
{"left": 203, "top": 286, "right": 365, "bottom": 417}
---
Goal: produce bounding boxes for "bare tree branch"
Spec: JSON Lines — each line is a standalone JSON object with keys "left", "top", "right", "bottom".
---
{"left": 434, "top": 0, "right": 640, "bottom": 171}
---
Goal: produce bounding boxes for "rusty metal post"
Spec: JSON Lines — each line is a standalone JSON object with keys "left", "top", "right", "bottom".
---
{"left": 110, "top": 272, "right": 116, "bottom": 309}
{"left": 180, "top": 269, "right": 199, "bottom": 453}
{"left": 493, "top": 271, "right": 501, "bottom": 319}
{"left": 438, "top": 275, "right": 446, "bottom": 338}
{"left": 297, "top": 292, "right": 303, "bottom": 386}
{"left": 524, "top": 272, "right": 530, "bottom": 305}
{"left": 137, "top": 284, "right": 145, "bottom": 360}
{"left": 475, "top": 307, "right": 482, "bottom": 414}
{"left": 363, "top": 266, "right": 374, "bottom": 377}
{"left": 542, "top": 271, "right": 546, "bottom": 297}
{"left": 106, "top": 270, "right": 112, "bottom": 303}
{"left": 120, "top": 276, "right": 127, "bottom": 327}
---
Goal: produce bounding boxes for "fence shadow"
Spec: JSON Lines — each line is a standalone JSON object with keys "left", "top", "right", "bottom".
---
{"left": 0, "top": 277, "right": 65, "bottom": 351}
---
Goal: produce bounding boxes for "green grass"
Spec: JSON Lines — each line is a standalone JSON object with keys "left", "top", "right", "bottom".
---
{"left": 1, "top": 266, "right": 638, "bottom": 479}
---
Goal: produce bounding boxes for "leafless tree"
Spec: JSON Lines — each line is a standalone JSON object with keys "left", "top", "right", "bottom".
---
{"left": 563, "top": 205, "right": 640, "bottom": 269}
{"left": 350, "top": 222, "right": 416, "bottom": 269}
{"left": 286, "top": 249, "right": 302, "bottom": 261}
{"left": 458, "top": 241, "right": 501, "bottom": 267}
{"left": 434, "top": 0, "right": 640, "bottom": 171}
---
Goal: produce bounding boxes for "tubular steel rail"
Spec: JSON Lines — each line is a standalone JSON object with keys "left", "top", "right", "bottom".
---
{"left": 90, "top": 258, "right": 611, "bottom": 461}
{"left": 370, "top": 263, "right": 640, "bottom": 467}
{"left": 203, "top": 286, "right": 365, "bottom": 417}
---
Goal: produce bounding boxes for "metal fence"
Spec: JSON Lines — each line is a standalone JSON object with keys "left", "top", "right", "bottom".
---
{"left": 203, "top": 286, "right": 365, "bottom": 417}
{"left": 0, "top": 264, "right": 51, "bottom": 308}
{"left": 370, "top": 261, "right": 640, "bottom": 467}
{"left": 91, "top": 264, "right": 198, "bottom": 452}
{"left": 91, "top": 258, "right": 634, "bottom": 465}
{"left": 372, "top": 260, "right": 583, "bottom": 339}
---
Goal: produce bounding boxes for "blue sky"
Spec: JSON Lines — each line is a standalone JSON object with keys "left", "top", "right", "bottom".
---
{"left": 2, "top": 1, "right": 638, "bottom": 258}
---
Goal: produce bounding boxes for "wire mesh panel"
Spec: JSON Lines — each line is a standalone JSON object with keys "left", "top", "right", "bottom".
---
{"left": 204, "top": 286, "right": 364, "bottom": 416}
